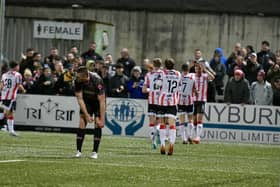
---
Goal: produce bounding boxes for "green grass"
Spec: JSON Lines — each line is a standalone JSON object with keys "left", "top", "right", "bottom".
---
{"left": 0, "top": 131, "right": 279, "bottom": 187}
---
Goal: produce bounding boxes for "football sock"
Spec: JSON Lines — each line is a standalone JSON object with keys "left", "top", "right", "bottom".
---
{"left": 7, "top": 117, "right": 14, "bottom": 133}
{"left": 197, "top": 121, "right": 203, "bottom": 138}
{"left": 187, "top": 122, "right": 194, "bottom": 139}
{"left": 169, "top": 125, "right": 176, "bottom": 144}
{"left": 159, "top": 124, "right": 166, "bottom": 147}
{"left": 149, "top": 123, "right": 156, "bottom": 144}
{"left": 76, "top": 128, "right": 85, "bottom": 152}
{"left": 179, "top": 123, "right": 186, "bottom": 141}
{"left": 93, "top": 128, "right": 102, "bottom": 153}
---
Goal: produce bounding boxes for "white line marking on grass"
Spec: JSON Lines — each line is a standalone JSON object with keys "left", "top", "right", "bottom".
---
{"left": 0, "top": 160, "right": 25, "bottom": 163}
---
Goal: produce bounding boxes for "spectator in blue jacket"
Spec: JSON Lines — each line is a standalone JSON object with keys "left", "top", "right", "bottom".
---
{"left": 127, "top": 66, "right": 146, "bottom": 99}
{"left": 210, "top": 48, "right": 228, "bottom": 71}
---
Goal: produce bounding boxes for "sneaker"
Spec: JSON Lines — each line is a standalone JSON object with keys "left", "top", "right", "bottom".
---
{"left": 90, "top": 152, "right": 98, "bottom": 159}
{"left": 192, "top": 137, "right": 201, "bottom": 144}
{"left": 168, "top": 144, "right": 174, "bottom": 156}
{"left": 188, "top": 137, "right": 193, "bottom": 144}
{"left": 160, "top": 145, "right": 166, "bottom": 155}
{"left": 182, "top": 140, "right": 188, "bottom": 144}
{"left": 1, "top": 125, "right": 8, "bottom": 132}
{"left": 9, "top": 131, "right": 18, "bottom": 137}
{"left": 75, "top": 151, "right": 82, "bottom": 158}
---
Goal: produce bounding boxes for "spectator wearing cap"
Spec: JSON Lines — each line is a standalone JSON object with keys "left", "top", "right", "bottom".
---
{"left": 37, "top": 66, "right": 56, "bottom": 95}
{"left": 244, "top": 52, "right": 262, "bottom": 85}
{"left": 127, "top": 66, "right": 146, "bottom": 99}
{"left": 272, "top": 77, "right": 280, "bottom": 106}
{"left": 224, "top": 69, "right": 250, "bottom": 104}
{"left": 108, "top": 63, "right": 129, "bottom": 98}
{"left": 250, "top": 70, "right": 273, "bottom": 105}
{"left": 257, "top": 41, "right": 276, "bottom": 73}
{"left": 116, "top": 48, "right": 136, "bottom": 77}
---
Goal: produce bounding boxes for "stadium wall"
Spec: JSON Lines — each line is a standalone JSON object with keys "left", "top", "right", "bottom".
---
{"left": 4, "top": 6, "right": 280, "bottom": 67}
{"left": 14, "top": 94, "right": 280, "bottom": 145}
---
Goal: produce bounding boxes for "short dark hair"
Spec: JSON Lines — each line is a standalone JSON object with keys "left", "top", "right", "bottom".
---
{"left": 115, "top": 63, "right": 124, "bottom": 69}
{"left": 26, "top": 48, "right": 34, "bottom": 52}
{"left": 152, "top": 58, "right": 162, "bottom": 68}
{"left": 262, "top": 41, "right": 270, "bottom": 46}
{"left": 77, "top": 66, "right": 88, "bottom": 75}
{"left": 181, "top": 63, "right": 189, "bottom": 71}
{"left": 9, "top": 61, "right": 19, "bottom": 69}
{"left": 164, "top": 58, "right": 175, "bottom": 70}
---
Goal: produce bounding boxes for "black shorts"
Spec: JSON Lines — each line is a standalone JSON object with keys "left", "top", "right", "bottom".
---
{"left": 148, "top": 104, "right": 159, "bottom": 116}
{"left": 80, "top": 101, "right": 100, "bottom": 118}
{"left": 1, "top": 100, "right": 16, "bottom": 112}
{"left": 177, "top": 104, "right": 194, "bottom": 114}
{"left": 157, "top": 105, "right": 177, "bottom": 119}
{"left": 193, "top": 101, "right": 205, "bottom": 115}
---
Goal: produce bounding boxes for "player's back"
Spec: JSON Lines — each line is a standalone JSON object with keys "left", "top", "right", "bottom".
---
{"left": 159, "top": 69, "right": 181, "bottom": 106}
{"left": 178, "top": 73, "right": 195, "bottom": 105}
{"left": 144, "top": 69, "right": 163, "bottom": 105}
{"left": 193, "top": 73, "right": 208, "bottom": 102}
{"left": 1, "top": 71, "right": 22, "bottom": 100}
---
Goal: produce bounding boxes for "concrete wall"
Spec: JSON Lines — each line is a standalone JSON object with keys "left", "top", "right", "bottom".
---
{"left": 4, "top": 6, "right": 280, "bottom": 67}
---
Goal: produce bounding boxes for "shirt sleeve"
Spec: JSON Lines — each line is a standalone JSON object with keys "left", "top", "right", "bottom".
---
{"left": 95, "top": 78, "right": 105, "bottom": 95}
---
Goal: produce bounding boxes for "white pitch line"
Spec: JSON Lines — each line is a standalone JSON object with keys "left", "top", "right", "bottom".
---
{"left": 0, "top": 160, "right": 25, "bottom": 163}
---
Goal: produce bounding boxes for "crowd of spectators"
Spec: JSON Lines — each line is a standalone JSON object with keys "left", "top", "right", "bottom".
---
{"left": 1, "top": 41, "right": 280, "bottom": 106}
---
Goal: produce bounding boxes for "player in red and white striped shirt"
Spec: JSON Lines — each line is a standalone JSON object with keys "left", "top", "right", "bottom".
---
{"left": 158, "top": 58, "right": 181, "bottom": 155}
{"left": 142, "top": 58, "right": 163, "bottom": 149}
{"left": 177, "top": 63, "right": 197, "bottom": 144}
{"left": 191, "top": 63, "right": 215, "bottom": 144}
{"left": 0, "top": 61, "right": 26, "bottom": 136}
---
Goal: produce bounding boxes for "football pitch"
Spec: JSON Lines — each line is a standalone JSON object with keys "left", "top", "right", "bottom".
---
{"left": 0, "top": 131, "right": 279, "bottom": 187}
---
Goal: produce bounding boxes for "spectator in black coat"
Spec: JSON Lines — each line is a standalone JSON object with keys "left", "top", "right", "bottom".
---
{"left": 108, "top": 63, "right": 129, "bottom": 98}
{"left": 210, "top": 53, "right": 226, "bottom": 95}
{"left": 44, "top": 47, "right": 60, "bottom": 71}
{"left": 55, "top": 64, "right": 75, "bottom": 96}
{"left": 37, "top": 66, "right": 56, "bottom": 95}
{"left": 257, "top": 41, "right": 275, "bottom": 73}
{"left": 22, "top": 69, "right": 36, "bottom": 94}
{"left": 272, "top": 77, "right": 280, "bottom": 106}
{"left": 116, "top": 48, "right": 136, "bottom": 77}
{"left": 224, "top": 69, "right": 250, "bottom": 104}
{"left": 19, "top": 48, "right": 34, "bottom": 75}
{"left": 228, "top": 55, "right": 246, "bottom": 78}
{"left": 244, "top": 53, "right": 262, "bottom": 85}
{"left": 81, "top": 42, "right": 103, "bottom": 63}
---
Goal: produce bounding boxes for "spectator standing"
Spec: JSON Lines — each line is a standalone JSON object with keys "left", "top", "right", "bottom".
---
{"left": 210, "top": 53, "right": 226, "bottom": 95}
{"left": 116, "top": 48, "right": 136, "bottom": 77}
{"left": 228, "top": 55, "right": 246, "bottom": 78}
{"left": 226, "top": 42, "right": 242, "bottom": 72}
{"left": 44, "top": 47, "right": 60, "bottom": 71}
{"left": 64, "top": 52, "right": 75, "bottom": 69}
{"left": 69, "top": 46, "right": 79, "bottom": 57}
{"left": 257, "top": 41, "right": 275, "bottom": 73}
{"left": 19, "top": 48, "right": 34, "bottom": 75}
{"left": 250, "top": 70, "right": 273, "bottom": 105}
{"left": 37, "top": 66, "right": 55, "bottom": 95}
{"left": 272, "top": 77, "right": 280, "bottom": 106}
{"left": 100, "top": 64, "right": 111, "bottom": 96}
{"left": 55, "top": 64, "right": 75, "bottom": 96}
{"left": 22, "top": 69, "right": 35, "bottom": 94}
{"left": 108, "top": 63, "right": 129, "bottom": 98}
{"left": 127, "top": 66, "right": 146, "bottom": 99}
{"left": 81, "top": 42, "right": 103, "bottom": 63}
{"left": 210, "top": 48, "right": 228, "bottom": 70}
{"left": 105, "top": 53, "right": 116, "bottom": 76}
{"left": 224, "top": 69, "right": 250, "bottom": 104}
{"left": 266, "top": 63, "right": 280, "bottom": 83}
{"left": 244, "top": 53, "right": 262, "bottom": 85}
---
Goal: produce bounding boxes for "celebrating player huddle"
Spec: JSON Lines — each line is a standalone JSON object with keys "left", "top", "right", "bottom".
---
{"left": 143, "top": 58, "right": 214, "bottom": 155}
